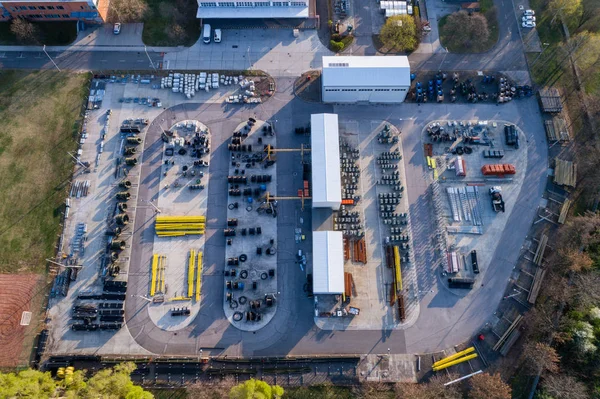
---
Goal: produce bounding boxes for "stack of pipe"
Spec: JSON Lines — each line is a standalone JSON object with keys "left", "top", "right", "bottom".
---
{"left": 155, "top": 216, "right": 206, "bottom": 237}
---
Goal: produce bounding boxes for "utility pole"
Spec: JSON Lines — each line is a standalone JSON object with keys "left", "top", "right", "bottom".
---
{"left": 145, "top": 46, "right": 158, "bottom": 72}
{"left": 43, "top": 45, "right": 61, "bottom": 71}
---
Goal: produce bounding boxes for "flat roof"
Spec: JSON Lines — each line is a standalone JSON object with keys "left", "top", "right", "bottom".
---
{"left": 197, "top": 6, "right": 308, "bottom": 18}
{"left": 322, "top": 56, "right": 411, "bottom": 88}
{"left": 310, "top": 113, "right": 341, "bottom": 209}
{"left": 312, "top": 231, "right": 344, "bottom": 294}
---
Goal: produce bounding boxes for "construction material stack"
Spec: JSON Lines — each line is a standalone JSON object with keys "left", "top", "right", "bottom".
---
{"left": 155, "top": 215, "right": 206, "bottom": 237}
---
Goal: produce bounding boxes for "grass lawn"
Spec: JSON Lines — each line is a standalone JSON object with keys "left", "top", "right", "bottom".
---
{"left": 0, "top": 71, "right": 89, "bottom": 273}
{"left": 0, "top": 21, "right": 76, "bottom": 45}
{"left": 439, "top": 0, "right": 499, "bottom": 53}
{"left": 142, "top": 0, "right": 200, "bottom": 46}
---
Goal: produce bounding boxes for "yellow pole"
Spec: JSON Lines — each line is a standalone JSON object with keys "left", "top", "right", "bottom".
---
{"left": 196, "top": 251, "right": 202, "bottom": 301}
{"left": 160, "top": 255, "right": 166, "bottom": 293}
{"left": 188, "top": 250, "right": 195, "bottom": 298}
{"left": 393, "top": 246, "right": 402, "bottom": 292}
{"left": 150, "top": 254, "right": 158, "bottom": 296}
{"left": 433, "top": 353, "right": 478, "bottom": 371}
{"left": 432, "top": 347, "right": 475, "bottom": 367}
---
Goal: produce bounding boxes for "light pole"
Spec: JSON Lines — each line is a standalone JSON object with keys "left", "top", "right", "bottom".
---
{"left": 247, "top": 46, "right": 252, "bottom": 71}
{"left": 144, "top": 46, "right": 158, "bottom": 72}
{"left": 142, "top": 199, "right": 162, "bottom": 213}
{"left": 43, "top": 45, "right": 61, "bottom": 71}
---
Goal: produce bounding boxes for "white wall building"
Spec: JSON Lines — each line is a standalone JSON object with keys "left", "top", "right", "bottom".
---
{"left": 322, "top": 56, "right": 411, "bottom": 103}
{"left": 197, "top": 0, "right": 308, "bottom": 19}
{"left": 310, "top": 113, "right": 341, "bottom": 210}
{"left": 312, "top": 231, "right": 344, "bottom": 294}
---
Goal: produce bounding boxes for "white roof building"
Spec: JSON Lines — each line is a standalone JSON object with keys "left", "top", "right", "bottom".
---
{"left": 196, "top": 0, "right": 309, "bottom": 19}
{"left": 312, "top": 231, "right": 344, "bottom": 294}
{"left": 310, "top": 113, "right": 341, "bottom": 210}
{"left": 322, "top": 56, "right": 411, "bottom": 103}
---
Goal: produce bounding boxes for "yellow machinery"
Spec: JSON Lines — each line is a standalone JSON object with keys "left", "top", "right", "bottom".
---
{"left": 263, "top": 143, "right": 311, "bottom": 162}
{"left": 196, "top": 251, "right": 203, "bottom": 301}
{"left": 188, "top": 249, "right": 196, "bottom": 298}
{"left": 433, "top": 353, "right": 478, "bottom": 371}
{"left": 155, "top": 215, "right": 206, "bottom": 237}
{"left": 393, "top": 246, "right": 402, "bottom": 292}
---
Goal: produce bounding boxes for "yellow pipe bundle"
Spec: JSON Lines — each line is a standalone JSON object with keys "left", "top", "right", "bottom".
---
{"left": 433, "top": 353, "right": 478, "bottom": 371}
{"left": 156, "top": 216, "right": 206, "bottom": 223}
{"left": 196, "top": 251, "right": 203, "bottom": 301}
{"left": 156, "top": 230, "right": 205, "bottom": 237}
{"left": 432, "top": 347, "right": 475, "bottom": 368}
{"left": 159, "top": 255, "right": 166, "bottom": 293}
{"left": 393, "top": 246, "right": 402, "bottom": 292}
{"left": 188, "top": 249, "right": 196, "bottom": 298}
{"left": 150, "top": 254, "right": 159, "bottom": 296}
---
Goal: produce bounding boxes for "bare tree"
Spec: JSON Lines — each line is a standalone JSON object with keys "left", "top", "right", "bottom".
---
{"left": 395, "top": 374, "right": 461, "bottom": 399}
{"left": 352, "top": 381, "right": 393, "bottom": 399}
{"left": 468, "top": 373, "right": 511, "bottom": 399}
{"left": 542, "top": 374, "right": 589, "bottom": 399}
{"left": 573, "top": 271, "right": 600, "bottom": 309}
{"left": 441, "top": 11, "right": 489, "bottom": 51}
{"left": 522, "top": 341, "right": 561, "bottom": 374}
{"left": 187, "top": 377, "right": 236, "bottom": 399}
{"left": 10, "top": 19, "right": 40, "bottom": 44}
{"left": 107, "top": 0, "right": 148, "bottom": 23}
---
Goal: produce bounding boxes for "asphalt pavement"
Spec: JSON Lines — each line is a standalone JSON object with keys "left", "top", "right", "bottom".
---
{"left": 123, "top": 78, "right": 548, "bottom": 357}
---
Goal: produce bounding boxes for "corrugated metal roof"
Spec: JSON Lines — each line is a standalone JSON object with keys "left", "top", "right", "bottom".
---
{"left": 322, "top": 56, "right": 411, "bottom": 88}
{"left": 311, "top": 113, "right": 341, "bottom": 209}
{"left": 196, "top": 5, "right": 308, "bottom": 18}
{"left": 312, "top": 231, "right": 345, "bottom": 294}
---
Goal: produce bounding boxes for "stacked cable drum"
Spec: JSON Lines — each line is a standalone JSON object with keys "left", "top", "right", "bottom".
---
{"left": 155, "top": 215, "right": 206, "bottom": 237}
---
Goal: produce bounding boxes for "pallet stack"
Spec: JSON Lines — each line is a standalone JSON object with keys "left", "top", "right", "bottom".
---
{"left": 352, "top": 237, "right": 367, "bottom": 264}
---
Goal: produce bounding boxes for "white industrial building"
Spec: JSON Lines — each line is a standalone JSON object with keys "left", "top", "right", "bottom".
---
{"left": 312, "top": 231, "right": 344, "bottom": 294}
{"left": 322, "top": 56, "right": 411, "bottom": 103}
{"left": 196, "top": 0, "right": 308, "bottom": 19}
{"left": 310, "top": 113, "right": 341, "bottom": 210}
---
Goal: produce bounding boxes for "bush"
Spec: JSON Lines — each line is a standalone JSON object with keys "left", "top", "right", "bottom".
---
{"left": 331, "top": 33, "right": 342, "bottom": 42}
{"left": 330, "top": 40, "right": 344, "bottom": 52}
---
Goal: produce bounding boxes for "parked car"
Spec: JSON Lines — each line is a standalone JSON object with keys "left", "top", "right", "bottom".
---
{"left": 522, "top": 21, "right": 536, "bottom": 28}
{"left": 522, "top": 15, "right": 536, "bottom": 21}
{"left": 524, "top": 9, "right": 535, "bottom": 16}
{"left": 113, "top": 23, "right": 121, "bottom": 35}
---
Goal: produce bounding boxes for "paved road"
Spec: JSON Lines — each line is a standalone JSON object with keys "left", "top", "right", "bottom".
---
{"left": 124, "top": 78, "right": 547, "bottom": 357}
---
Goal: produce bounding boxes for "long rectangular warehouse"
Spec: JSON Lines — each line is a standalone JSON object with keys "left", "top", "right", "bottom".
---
{"left": 312, "top": 231, "right": 344, "bottom": 294}
{"left": 322, "top": 56, "right": 410, "bottom": 103}
{"left": 311, "top": 113, "right": 341, "bottom": 210}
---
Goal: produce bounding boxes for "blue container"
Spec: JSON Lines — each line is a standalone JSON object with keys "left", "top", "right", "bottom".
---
{"left": 260, "top": 184, "right": 267, "bottom": 191}
{"left": 247, "top": 197, "right": 253, "bottom": 203}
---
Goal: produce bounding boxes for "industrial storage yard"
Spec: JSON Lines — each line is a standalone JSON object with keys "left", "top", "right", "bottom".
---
{"left": 37, "top": 64, "right": 549, "bottom": 366}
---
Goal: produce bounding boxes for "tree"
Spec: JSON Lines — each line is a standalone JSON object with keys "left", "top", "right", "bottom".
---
{"left": 108, "top": 0, "right": 149, "bottom": 23}
{"left": 548, "top": 0, "right": 583, "bottom": 20}
{"left": 330, "top": 40, "right": 344, "bottom": 52}
{"left": 542, "top": 374, "right": 589, "bottom": 399}
{"left": 522, "top": 341, "right": 561, "bottom": 374}
{"left": 440, "top": 11, "right": 489, "bottom": 51}
{"left": 468, "top": 373, "right": 511, "bottom": 399}
{"left": 10, "top": 19, "right": 40, "bottom": 44}
{"left": 66, "top": 362, "right": 153, "bottom": 399}
{"left": 395, "top": 374, "right": 461, "bottom": 399}
{"left": 187, "top": 377, "right": 235, "bottom": 399}
{"left": 379, "top": 15, "right": 419, "bottom": 52}
{"left": 0, "top": 369, "right": 56, "bottom": 399}
{"left": 229, "top": 379, "right": 284, "bottom": 399}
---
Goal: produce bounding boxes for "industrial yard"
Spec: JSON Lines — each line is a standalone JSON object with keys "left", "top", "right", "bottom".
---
{"left": 31, "top": 67, "right": 548, "bottom": 366}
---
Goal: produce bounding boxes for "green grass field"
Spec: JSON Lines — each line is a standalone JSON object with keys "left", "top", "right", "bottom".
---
{"left": 142, "top": 0, "right": 200, "bottom": 46}
{"left": 0, "top": 71, "right": 89, "bottom": 273}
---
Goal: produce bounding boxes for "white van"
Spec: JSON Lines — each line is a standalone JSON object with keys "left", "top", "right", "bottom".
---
{"left": 214, "top": 28, "right": 222, "bottom": 43}
{"left": 203, "top": 24, "right": 211, "bottom": 44}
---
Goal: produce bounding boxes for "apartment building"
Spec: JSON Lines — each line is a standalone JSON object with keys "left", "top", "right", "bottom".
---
{"left": 0, "top": 0, "right": 106, "bottom": 23}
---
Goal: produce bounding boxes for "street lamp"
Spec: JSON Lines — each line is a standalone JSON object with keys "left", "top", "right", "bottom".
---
{"left": 43, "top": 45, "right": 61, "bottom": 71}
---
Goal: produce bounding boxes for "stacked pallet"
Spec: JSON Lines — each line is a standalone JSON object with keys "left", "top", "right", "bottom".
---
{"left": 544, "top": 117, "right": 570, "bottom": 142}
{"left": 558, "top": 199, "right": 571, "bottom": 224}
{"left": 385, "top": 245, "right": 394, "bottom": 268}
{"left": 352, "top": 238, "right": 367, "bottom": 264}
{"left": 398, "top": 294, "right": 406, "bottom": 322}
{"left": 481, "top": 164, "right": 516, "bottom": 176}
{"left": 554, "top": 159, "right": 577, "bottom": 188}
{"left": 539, "top": 88, "right": 562, "bottom": 113}
{"left": 344, "top": 272, "right": 353, "bottom": 298}
{"left": 155, "top": 215, "right": 206, "bottom": 237}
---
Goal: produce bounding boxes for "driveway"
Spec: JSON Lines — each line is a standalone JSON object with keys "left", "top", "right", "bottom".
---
{"left": 74, "top": 23, "right": 146, "bottom": 47}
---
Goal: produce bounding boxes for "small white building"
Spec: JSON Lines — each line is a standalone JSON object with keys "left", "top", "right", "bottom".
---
{"left": 312, "top": 231, "right": 344, "bottom": 294}
{"left": 196, "top": 0, "right": 308, "bottom": 19}
{"left": 310, "top": 113, "right": 341, "bottom": 210}
{"left": 322, "top": 56, "right": 411, "bottom": 103}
